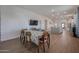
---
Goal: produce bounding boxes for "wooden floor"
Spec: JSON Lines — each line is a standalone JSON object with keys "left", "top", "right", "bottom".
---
{"left": 49, "top": 30, "right": 79, "bottom": 53}
{"left": 0, "top": 30, "right": 79, "bottom": 53}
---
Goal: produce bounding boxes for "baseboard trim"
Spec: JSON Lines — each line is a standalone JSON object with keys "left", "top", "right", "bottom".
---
{"left": 1, "top": 35, "right": 20, "bottom": 42}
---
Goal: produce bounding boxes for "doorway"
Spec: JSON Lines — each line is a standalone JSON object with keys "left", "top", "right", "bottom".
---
{"left": 62, "top": 23, "right": 65, "bottom": 29}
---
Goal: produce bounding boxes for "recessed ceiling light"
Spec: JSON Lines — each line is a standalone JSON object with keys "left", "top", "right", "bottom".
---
{"left": 52, "top": 14, "right": 54, "bottom": 16}
{"left": 64, "top": 11, "right": 67, "bottom": 14}
{"left": 51, "top": 9, "right": 55, "bottom": 12}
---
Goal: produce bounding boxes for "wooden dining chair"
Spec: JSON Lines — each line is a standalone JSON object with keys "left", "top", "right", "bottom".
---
{"left": 20, "top": 29, "right": 25, "bottom": 45}
{"left": 25, "top": 31, "right": 32, "bottom": 48}
{"left": 43, "top": 31, "right": 50, "bottom": 48}
{"left": 38, "top": 31, "right": 50, "bottom": 52}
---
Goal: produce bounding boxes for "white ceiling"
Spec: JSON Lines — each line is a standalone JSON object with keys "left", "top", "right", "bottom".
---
{"left": 17, "top": 5, "right": 77, "bottom": 19}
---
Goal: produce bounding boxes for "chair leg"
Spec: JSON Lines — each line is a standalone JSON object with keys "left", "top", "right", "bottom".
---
{"left": 47, "top": 39, "right": 50, "bottom": 48}
{"left": 37, "top": 46, "right": 39, "bottom": 53}
{"left": 28, "top": 41, "right": 31, "bottom": 49}
{"left": 20, "top": 36, "right": 24, "bottom": 44}
{"left": 20, "top": 35, "right": 23, "bottom": 43}
{"left": 43, "top": 43, "right": 45, "bottom": 52}
{"left": 49, "top": 38, "right": 50, "bottom": 48}
{"left": 20, "top": 36, "right": 22, "bottom": 43}
{"left": 23, "top": 36, "right": 26, "bottom": 45}
{"left": 28, "top": 37, "right": 32, "bottom": 48}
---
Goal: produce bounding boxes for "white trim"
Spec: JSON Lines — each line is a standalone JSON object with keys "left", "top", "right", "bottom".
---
{"left": 1, "top": 35, "right": 20, "bottom": 42}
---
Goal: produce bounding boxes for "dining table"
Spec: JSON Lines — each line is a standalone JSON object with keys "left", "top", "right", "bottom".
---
{"left": 23, "top": 29, "right": 44, "bottom": 45}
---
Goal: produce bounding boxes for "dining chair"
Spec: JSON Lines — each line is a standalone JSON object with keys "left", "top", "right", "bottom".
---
{"left": 25, "top": 31, "right": 32, "bottom": 48}
{"left": 20, "top": 29, "right": 25, "bottom": 45}
{"left": 38, "top": 31, "right": 50, "bottom": 52}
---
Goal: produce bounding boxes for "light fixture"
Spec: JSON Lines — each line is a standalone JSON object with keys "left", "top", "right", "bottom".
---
{"left": 55, "top": 23, "right": 57, "bottom": 27}
{"left": 64, "top": 11, "right": 67, "bottom": 14}
{"left": 51, "top": 9, "right": 55, "bottom": 12}
{"left": 52, "top": 14, "right": 54, "bottom": 16}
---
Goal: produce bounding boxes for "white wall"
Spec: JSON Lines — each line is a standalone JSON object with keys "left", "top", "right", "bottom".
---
{"left": 1, "top": 6, "right": 52, "bottom": 41}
